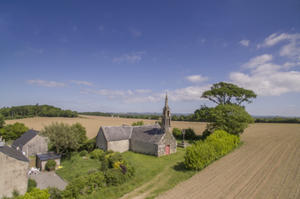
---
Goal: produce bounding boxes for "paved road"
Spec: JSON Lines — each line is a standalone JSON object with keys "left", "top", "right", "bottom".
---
{"left": 157, "top": 124, "right": 300, "bottom": 199}
{"left": 29, "top": 171, "right": 67, "bottom": 190}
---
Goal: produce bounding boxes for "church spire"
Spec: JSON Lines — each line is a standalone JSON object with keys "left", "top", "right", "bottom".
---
{"left": 162, "top": 93, "right": 171, "bottom": 132}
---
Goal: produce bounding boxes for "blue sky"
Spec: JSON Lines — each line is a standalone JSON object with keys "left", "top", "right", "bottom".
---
{"left": 1, "top": 0, "right": 300, "bottom": 116}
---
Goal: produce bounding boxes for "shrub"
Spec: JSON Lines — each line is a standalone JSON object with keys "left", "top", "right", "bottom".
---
{"left": 105, "top": 168, "right": 126, "bottom": 186}
{"left": 132, "top": 121, "right": 144, "bottom": 126}
{"left": 21, "top": 188, "right": 50, "bottom": 199}
{"left": 184, "top": 141, "right": 216, "bottom": 170}
{"left": 0, "top": 122, "right": 28, "bottom": 141}
{"left": 184, "top": 128, "right": 196, "bottom": 140}
{"left": 79, "top": 150, "right": 88, "bottom": 157}
{"left": 27, "top": 179, "right": 37, "bottom": 192}
{"left": 184, "top": 130, "right": 240, "bottom": 170}
{"left": 62, "top": 172, "right": 105, "bottom": 198}
{"left": 48, "top": 187, "right": 62, "bottom": 199}
{"left": 45, "top": 160, "right": 56, "bottom": 171}
{"left": 172, "top": 128, "right": 182, "bottom": 139}
{"left": 90, "top": 149, "right": 105, "bottom": 160}
{"left": 80, "top": 137, "right": 96, "bottom": 152}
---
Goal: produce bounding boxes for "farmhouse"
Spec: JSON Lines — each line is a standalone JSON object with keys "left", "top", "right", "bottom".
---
{"left": 12, "top": 129, "right": 48, "bottom": 157}
{"left": 0, "top": 139, "right": 29, "bottom": 198}
{"left": 96, "top": 95, "right": 177, "bottom": 156}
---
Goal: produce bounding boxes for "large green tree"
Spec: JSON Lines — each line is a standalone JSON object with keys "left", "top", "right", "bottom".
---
{"left": 201, "top": 82, "right": 257, "bottom": 105}
{"left": 0, "top": 122, "right": 29, "bottom": 140}
{"left": 41, "top": 122, "right": 87, "bottom": 154}
{"left": 208, "top": 104, "right": 254, "bottom": 135}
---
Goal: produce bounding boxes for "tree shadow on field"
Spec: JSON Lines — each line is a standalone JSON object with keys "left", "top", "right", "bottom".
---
{"left": 173, "top": 162, "right": 188, "bottom": 172}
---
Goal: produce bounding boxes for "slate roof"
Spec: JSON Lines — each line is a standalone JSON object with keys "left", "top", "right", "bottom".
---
{"left": 36, "top": 152, "right": 61, "bottom": 161}
{"left": 102, "top": 126, "right": 133, "bottom": 141}
{"left": 100, "top": 124, "right": 164, "bottom": 144}
{"left": 0, "top": 145, "right": 29, "bottom": 162}
{"left": 12, "top": 129, "right": 39, "bottom": 149}
{"left": 131, "top": 125, "right": 164, "bottom": 144}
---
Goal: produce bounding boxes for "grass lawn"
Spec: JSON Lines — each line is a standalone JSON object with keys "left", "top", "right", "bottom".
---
{"left": 56, "top": 155, "right": 101, "bottom": 182}
{"left": 83, "top": 148, "right": 196, "bottom": 199}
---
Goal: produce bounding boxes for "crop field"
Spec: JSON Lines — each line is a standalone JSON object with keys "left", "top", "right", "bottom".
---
{"left": 157, "top": 123, "right": 300, "bottom": 199}
{"left": 5, "top": 115, "right": 207, "bottom": 138}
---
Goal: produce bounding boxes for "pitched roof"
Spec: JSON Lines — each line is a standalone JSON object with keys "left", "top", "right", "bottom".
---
{"left": 131, "top": 125, "right": 164, "bottom": 144}
{"left": 0, "top": 145, "right": 29, "bottom": 162}
{"left": 100, "top": 124, "right": 164, "bottom": 144}
{"left": 36, "top": 152, "right": 61, "bottom": 161}
{"left": 102, "top": 126, "right": 133, "bottom": 141}
{"left": 12, "top": 129, "right": 39, "bottom": 149}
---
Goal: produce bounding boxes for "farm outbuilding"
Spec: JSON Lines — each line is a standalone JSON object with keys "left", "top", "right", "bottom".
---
{"left": 96, "top": 95, "right": 177, "bottom": 156}
{"left": 12, "top": 129, "right": 48, "bottom": 157}
{"left": 36, "top": 152, "right": 61, "bottom": 171}
{"left": 0, "top": 140, "right": 29, "bottom": 198}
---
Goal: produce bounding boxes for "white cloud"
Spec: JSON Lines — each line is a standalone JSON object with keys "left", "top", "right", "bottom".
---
{"left": 129, "top": 27, "right": 142, "bottom": 37}
{"left": 113, "top": 51, "right": 145, "bottom": 64}
{"left": 71, "top": 80, "right": 93, "bottom": 86}
{"left": 283, "top": 62, "right": 300, "bottom": 68}
{"left": 258, "top": 33, "right": 300, "bottom": 60}
{"left": 239, "top": 40, "right": 250, "bottom": 47}
{"left": 135, "top": 89, "right": 152, "bottom": 94}
{"left": 243, "top": 54, "right": 273, "bottom": 68}
{"left": 81, "top": 84, "right": 210, "bottom": 103}
{"left": 230, "top": 54, "right": 300, "bottom": 96}
{"left": 168, "top": 85, "right": 210, "bottom": 101}
{"left": 27, "top": 79, "right": 66, "bottom": 87}
{"left": 186, "top": 75, "right": 208, "bottom": 83}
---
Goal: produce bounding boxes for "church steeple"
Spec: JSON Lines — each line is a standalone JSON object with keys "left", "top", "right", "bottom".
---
{"left": 162, "top": 93, "right": 171, "bottom": 132}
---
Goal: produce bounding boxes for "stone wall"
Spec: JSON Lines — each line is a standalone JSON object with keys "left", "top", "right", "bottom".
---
{"left": 96, "top": 130, "right": 107, "bottom": 150}
{"left": 130, "top": 140, "right": 157, "bottom": 156}
{"left": 23, "top": 135, "right": 48, "bottom": 157}
{"left": 0, "top": 153, "right": 28, "bottom": 198}
{"left": 157, "top": 132, "right": 177, "bottom": 157}
{"left": 107, "top": 140, "right": 129, "bottom": 153}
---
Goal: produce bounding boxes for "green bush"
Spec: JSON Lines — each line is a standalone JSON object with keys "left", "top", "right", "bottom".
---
{"left": 105, "top": 168, "right": 126, "bottom": 186}
{"left": 79, "top": 150, "right": 88, "bottom": 157}
{"left": 48, "top": 187, "right": 62, "bottom": 199}
{"left": 90, "top": 149, "right": 105, "bottom": 160}
{"left": 185, "top": 128, "right": 196, "bottom": 140}
{"left": 27, "top": 179, "right": 37, "bottom": 192}
{"left": 172, "top": 128, "right": 182, "bottom": 139}
{"left": 132, "top": 121, "right": 144, "bottom": 126}
{"left": 62, "top": 171, "right": 106, "bottom": 198}
{"left": 80, "top": 137, "right": 96, "bottom": 152}
{"left": 184, "top": 130, "right": 240, "bottom": 170}
{"left": 45, "top": 160, "right": 56, "bottom": 171}
{"left": 0, "top": 122, "right": 28, "bottom": 141}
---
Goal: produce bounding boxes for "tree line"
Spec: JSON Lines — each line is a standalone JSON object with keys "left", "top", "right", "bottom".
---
{"left": 0, "top": 104, "right": 78, "bottom": 119}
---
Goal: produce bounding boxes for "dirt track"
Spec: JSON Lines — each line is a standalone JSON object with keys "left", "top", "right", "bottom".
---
{"left": 157, "top": 124, "right": 300, "bottom": 199}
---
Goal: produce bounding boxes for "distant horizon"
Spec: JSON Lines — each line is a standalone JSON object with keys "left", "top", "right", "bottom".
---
{"left": 1, "top": 1, "right": 300, "bottom": 116}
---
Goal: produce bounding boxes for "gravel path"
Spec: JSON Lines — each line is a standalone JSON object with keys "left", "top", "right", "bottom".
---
{"left": 29, "top": 171, "right": 67, "bottom": 190}
{"left": 156, "top": 124, "right": 300, "bottom": 199}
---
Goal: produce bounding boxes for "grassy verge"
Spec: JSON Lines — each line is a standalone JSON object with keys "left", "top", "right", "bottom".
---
{"left": 56, "top": 155, "right": 101, "bottom": 182}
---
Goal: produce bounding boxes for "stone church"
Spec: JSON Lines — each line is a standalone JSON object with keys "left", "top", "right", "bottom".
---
{"left": 96, "top": 95, "right": 177, "bottom": 156}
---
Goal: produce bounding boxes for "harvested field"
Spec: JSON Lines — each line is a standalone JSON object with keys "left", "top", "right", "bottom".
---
{"left": 5, "top": 115, "right": 207, "bottom": 138}
{"left": 157, "top": 123, "right": 300, "bottom": 199}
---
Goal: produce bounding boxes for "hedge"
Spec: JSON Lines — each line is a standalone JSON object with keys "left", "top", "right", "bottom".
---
{"left": 184, "top": 130, "right": 240, "bottom": 170}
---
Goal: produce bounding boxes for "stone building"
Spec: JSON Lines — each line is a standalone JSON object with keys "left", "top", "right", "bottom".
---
{"left": 36, "top": 152, "right": 61, "bottom": 171}
{"left": 12, "top": 129, "right": 48, "bottom": 157}
{"left": 0, "top": 138, "right": 29, "bottom": 198}
{"left": 96, "top": 95, "right": 177, "bottom": 156}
